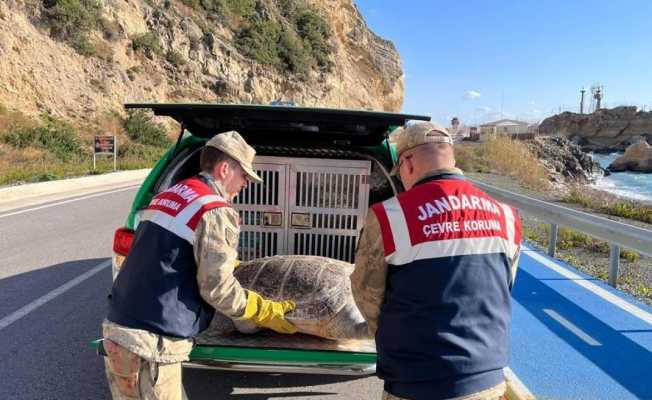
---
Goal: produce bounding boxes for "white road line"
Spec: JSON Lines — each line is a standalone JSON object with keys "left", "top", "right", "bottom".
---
{"left": 524, "top": 247, "right": 652, "bottom": 326}
{"left": 0, "top": 260, "right": 110, "bottom": 332}
{"left": 0, "top": 185, "right": 139, "bottom": 219}
{"left": 543, "top": 308, "right": 602, "bottom": 346}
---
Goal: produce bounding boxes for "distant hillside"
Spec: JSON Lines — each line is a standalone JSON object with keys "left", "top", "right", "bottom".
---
{"left": 539, "top": 106, "right": 652, "bottom": 152}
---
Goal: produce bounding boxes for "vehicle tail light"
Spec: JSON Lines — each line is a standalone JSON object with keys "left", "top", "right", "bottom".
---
{"left": 113, "top": 228, "right": 134, "bottom": 256}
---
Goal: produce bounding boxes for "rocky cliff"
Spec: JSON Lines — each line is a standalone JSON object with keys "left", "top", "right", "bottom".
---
{"left": 526, "top": 136, "right": 605, "bottom": 184}
{"left": 0, "top": 0, "right": 404, "bottom": 123}
{"left": 539, "top": 106, "right": 652, "bottom": 152}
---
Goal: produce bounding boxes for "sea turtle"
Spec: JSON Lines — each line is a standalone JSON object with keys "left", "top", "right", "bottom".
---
{"left": 208, "top": 255, "right": 371, "bottom": 340}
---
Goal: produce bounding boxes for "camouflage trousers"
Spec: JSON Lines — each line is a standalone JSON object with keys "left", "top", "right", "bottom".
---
{"left": 382, "top": 382, "right": 506, "bottom": 400}
{"left": 104, "top": 339, "right": 188, "bottom": 400}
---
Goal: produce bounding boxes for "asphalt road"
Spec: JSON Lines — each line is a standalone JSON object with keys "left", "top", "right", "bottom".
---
{"left": 0, "top": 187, "right": 383, "bottom": 400}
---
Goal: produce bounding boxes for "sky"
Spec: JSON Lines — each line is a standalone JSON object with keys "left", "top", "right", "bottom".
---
{"left": 355, "top": 0, "right": 652, "bottom": 126}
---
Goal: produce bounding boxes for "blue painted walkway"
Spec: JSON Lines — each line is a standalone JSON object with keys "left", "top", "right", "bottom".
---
{"left": 510, "top": 246, "right": 652, "bottom": 400}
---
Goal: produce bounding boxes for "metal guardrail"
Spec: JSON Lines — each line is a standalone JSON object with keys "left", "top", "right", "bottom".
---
{"left": 469, "top": 179, "right": 652, "bottom": 287}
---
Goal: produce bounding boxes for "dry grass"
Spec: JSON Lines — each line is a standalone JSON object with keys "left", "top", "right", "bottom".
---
{"left": 482, "top": 135, "right": 550, "bottom": 190}
{"left": 456, "top": 135, "right": 550, "bottom": 191}
{"left": 0, "top": 146, "right": 158, "bottom": 186}
{"left": 0, "top": 108, "right": 168, "bottom": 186}
{"left": 523, "top": 222, "right": 640, "bottom": 263}
{"left": 0, "top": 107, "right": 36, "bottom": 132}
{"left": 454, "top": 143, "right": 490, "bottom": 173}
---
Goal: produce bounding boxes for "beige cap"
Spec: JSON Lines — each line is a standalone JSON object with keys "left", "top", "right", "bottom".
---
{"left": 390, "top": 122, "right": 453, "bottom": 175}
{"left": 205, "top": 131, "right": 262, "bottom": 183}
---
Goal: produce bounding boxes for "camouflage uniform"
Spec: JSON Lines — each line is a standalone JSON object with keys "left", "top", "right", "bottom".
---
{"left": 351, "top": 168, "right": 471, "bottom": 336}
{"left": 382, "top": 382, "right": 506, "bottom": 400}
{"left": 352, "top": 168, "right": 516, "bottom": 400}
{"left": 104, "top": 152, "right": 251, "bottom": 399}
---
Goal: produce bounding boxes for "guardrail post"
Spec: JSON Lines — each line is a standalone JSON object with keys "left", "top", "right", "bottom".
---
{"left": 548, "top": 224, "right": 558, "bottom": 257}
{"left": 609, "top": 244, "right": 620, "bottom": 287}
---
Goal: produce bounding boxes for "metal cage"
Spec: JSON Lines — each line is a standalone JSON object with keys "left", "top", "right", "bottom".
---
{"left": 233, "top": 156, "right": 371, "bottom": 262}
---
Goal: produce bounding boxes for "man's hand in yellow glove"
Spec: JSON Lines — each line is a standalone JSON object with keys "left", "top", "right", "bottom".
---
{"left": 238, "top": 290, "right": 297, "bottom": 334}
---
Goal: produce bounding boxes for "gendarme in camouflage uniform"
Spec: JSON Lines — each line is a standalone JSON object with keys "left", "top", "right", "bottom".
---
{"left": 103, "top": 131, "right": 295, "bottom": 400}
{"left": 351, "top": 122, "right": 521, "bottom": 400}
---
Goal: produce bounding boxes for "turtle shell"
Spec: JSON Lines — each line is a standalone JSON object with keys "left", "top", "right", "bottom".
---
{"left": 235, "top": 255, "right": 354, "bottom": 322}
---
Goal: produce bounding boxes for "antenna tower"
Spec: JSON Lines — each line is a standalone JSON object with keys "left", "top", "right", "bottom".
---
{"left": 590, "top": 84, "right": 604, "bottom": 112}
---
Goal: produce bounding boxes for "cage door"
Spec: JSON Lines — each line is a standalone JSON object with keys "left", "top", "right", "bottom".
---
{"left": 287, "top": 159, "right": 371, "bottom": 263}
{"left": 232, "top": 160, "right": 287, "bottom": 261}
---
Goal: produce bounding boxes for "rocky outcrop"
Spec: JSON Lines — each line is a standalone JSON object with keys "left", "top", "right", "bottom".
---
{"left": 539, "top": 106, "right": 652, "bottom": 152}
{"left": 0, "top": 0, "right": 404, "bottom": 123}
{"left": 526, "top": 136, "right": 605, "bottom": 184}
{"left": 608, "top": 140, "right": 652, "bottom": 172}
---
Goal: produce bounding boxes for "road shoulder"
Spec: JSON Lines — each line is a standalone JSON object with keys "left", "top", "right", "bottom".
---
{"left": 0, "top": 169, "right": 150, "bottom": 213}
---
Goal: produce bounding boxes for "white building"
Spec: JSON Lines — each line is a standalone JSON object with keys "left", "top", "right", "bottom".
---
{"left": 479, "top": 119, "right": 530, "bottom": 136}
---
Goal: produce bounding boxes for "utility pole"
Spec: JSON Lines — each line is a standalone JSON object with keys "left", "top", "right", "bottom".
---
{"left": 580, "top": 88, "right": 586, "bottom": 113}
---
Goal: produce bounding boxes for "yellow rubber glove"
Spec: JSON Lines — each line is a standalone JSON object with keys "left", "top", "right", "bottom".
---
{"left": 238, "top": 291, "right": 297, "bottom": 334}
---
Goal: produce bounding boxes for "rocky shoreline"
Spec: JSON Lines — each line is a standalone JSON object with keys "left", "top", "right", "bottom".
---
{"left": 526, "top": 136, "right": 606, "bottom": 185}
{"left": 539, "top": 106, "right": 652, "bottom": 173}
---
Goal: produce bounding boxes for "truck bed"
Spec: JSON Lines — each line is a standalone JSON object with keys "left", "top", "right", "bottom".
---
{"left": 188, "top": 328, "right": 376, "bottom": 375}
{"left": 195, "top": 329, "right": 375, "bottom": 353}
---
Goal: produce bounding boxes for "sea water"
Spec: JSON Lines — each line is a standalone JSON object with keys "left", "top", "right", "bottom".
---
{"left": 591, "top": 153, "right": 652, "bottom": 202}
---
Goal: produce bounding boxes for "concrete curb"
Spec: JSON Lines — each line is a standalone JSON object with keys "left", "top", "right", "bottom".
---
{"left": 504, "top": 367, "right": 536, "bottom": 400}
{"left": 0, "top": 169, "right": 151, "bottom": 213}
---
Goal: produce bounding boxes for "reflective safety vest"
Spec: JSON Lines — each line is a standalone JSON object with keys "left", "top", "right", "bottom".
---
{"left": 371, "top": 173, "right": 521, "bottom": 400}
{"left": 108, "top": 177, "right": 229, "bottom": 338}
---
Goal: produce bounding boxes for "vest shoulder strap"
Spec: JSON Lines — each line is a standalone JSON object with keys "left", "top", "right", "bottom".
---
{"left": 142, "top": 177, "right": 230, "bottom": 243}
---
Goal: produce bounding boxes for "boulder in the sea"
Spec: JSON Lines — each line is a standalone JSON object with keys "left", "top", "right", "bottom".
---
{"left": 607, "top": 140, "right": 652, "bottom": 172}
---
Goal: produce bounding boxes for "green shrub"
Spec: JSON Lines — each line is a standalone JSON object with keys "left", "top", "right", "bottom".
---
{"left": 179, "top": 0, "right": 201, "bottom": 9}
{"left": 236, "top": 18, "right": 282, "bottom": 67}
{"left": 622, "top": 249, "right": 641, "bottom": 263}
{"left": 43, "top": 0, "right": 102, "bottom": 40}
{"left": 278, "top": 30, "right": 310, "bottom": 76}
{"left": 294, "top": 7, "right": 331, "bottom": 69}
{"left": 131, "top": 32, "right": 164, "bottom": 57}
{"left": 232, "top": 1, "right": 332, "bottom": 76}
{"left": 42, "top": 0, "right": 103, "bottom": 56}
{"left": 165, "top": 50, "right": 187, "bottom": 67}
{"left": 118, "top": 142, "right": 167, "bottom": 159}
{"left": 1, "top": 115, "right": 85, "bottom": 161}
{"left": 603, "top": 202, "right": 652, "bottom": 224}
{"left": 523, "top": 223, "right": 641, "bottom": 262}
{"left": 70, "top": 34, "right": 97, "bottom": 56}
{"left": 221, "top": 0, "right": 256, "bottom": 18}
{"left": 563, "top": 187, "right": 652, "bottom": 224}
{"left": 123, "top": 109, "right": 171, "bottom": 148}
